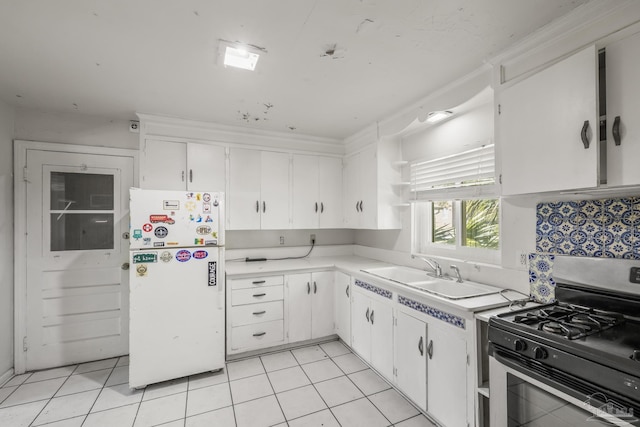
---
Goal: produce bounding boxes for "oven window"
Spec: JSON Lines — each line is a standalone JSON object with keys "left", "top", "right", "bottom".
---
{"left": 506, "top": 374, "right": 632, "bottom": 426}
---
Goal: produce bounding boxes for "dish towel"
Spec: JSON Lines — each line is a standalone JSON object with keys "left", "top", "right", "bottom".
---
{"left": 528, "top": 253, "right": 556, "bottom": 304}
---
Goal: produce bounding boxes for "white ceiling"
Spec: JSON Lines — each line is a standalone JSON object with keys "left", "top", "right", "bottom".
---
{"left": 0, "top": 0, "right": 590, "bottom": 140}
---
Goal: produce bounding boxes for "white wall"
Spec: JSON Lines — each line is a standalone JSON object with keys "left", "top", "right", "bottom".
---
{"left": 14, "top": 108, "right": 138, "bottom": 149}
{"left": 0, "top": 100, "right": 15, "bottom": 379}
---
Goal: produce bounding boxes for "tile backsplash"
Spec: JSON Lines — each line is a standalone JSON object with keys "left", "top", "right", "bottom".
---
{"left": 536, "top": 197, "right": 640, "bottom": 260}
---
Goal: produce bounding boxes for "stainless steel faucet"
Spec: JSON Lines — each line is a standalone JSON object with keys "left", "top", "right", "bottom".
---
{"left": 411, "top": 255, "right": 442, "bottom": 278}
{"left": 450, "top": 265, "right": 463, "bottom": 283}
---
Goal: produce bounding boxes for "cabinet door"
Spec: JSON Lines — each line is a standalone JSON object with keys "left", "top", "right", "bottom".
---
{"left": 292, "top": 154, "right": 319, "bottom": 229}
{"left": 500, "top": 45, "right": 599, "bottom": 195}
{"left": 350, "top": 290, "right": 371, "bottom": 361}
{"left": 427, "top": 322, "right": 468, "bottom": 427}
{"left": 343, "top": 154, "right": 360, "bottom": 228}
{"left": 606, "top": 31, "right": 640, "bottom": 186}
{"left": 287, "top": 273, "right": 312, "bottom": 342}
{"left": 395, "top": 311, "right": 427, "bottom": 411}
{"left": 359, "top": 145, "right": 378, "bottom": 229}
{"left": 228, "top": 148, "right": 261, "bottom": 230}
{"left": 141, "top": 139, "right": 186, "bottom": 190}
{"left": 311, "top": 271, "right": 334, "bottom": 339}
{"left": 370, "top": 297, "right": 394, "bottom": 381}
{"left": 261, "top": 151, "right": 290, "bottom": 229}
{"left": 334, "top": 272, "right": 351, "bottom": 345}
{"left": 318, "top": 156, "right": 343, "bottom": 228}
{"left": 187, "top": 143, "right": 226, "bottom": 192}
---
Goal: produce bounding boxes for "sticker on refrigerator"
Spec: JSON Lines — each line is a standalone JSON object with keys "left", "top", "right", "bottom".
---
{"left": 208, "top": 262, "right": 217, "bottom": 286}
{"left": 185, "top": 201, "right": 196, "bottom": 212}
{"left": 202, "top": 203, "right": 211, "bottom": 213}
{"left": 132, "top": 229, "right": 143, "bottom": 240}
{"left": 154, "top": 226, "right": 168, "bottom": 238}
{"left": 163, "top": 200, "right": 180, "bottom": 210}
{"left": 150, "top": 214, "right": 175, "bottom": 225}
{"left": 202, "top": 193, "right": 211, "bottom": 202}
{"left": 133, "top": 252, "right": 157, "bottom": 263}
{"left": 196, "top": 225, "right": 211, "bottom": 235}
{"left": 193, "top": 250, "right": 208, "bottom": 260}
{"left": 142, "top": 223, "right": 153, "bottom": 232}
{"left": 160, "top": 251, "right": 173, "bottom": 262}
{"left": 143, "top": 238, "right": 151, "bottom": 245}
{"left": 176, "top": 250, "right": 191, "bottom": 262}
{"left": 205, "top": 240, "right": 218, "bottom": 246}
{"left": 153, "top": 242, "right": 164, "bottom": 247}
{"left": 194, "top": 238, "right": 204, "bottom": 245}
{"left": 136, "top": 264, "right": 148, "bottom": 277}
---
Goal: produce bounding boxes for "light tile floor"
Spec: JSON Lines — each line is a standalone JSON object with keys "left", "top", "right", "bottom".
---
{"left": 0, "top": 341, "right": 437, "bottom": 427}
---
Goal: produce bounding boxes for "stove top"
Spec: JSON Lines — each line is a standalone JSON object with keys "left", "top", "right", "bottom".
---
{"left": 512, "top": 302, "right": 625, "bottom": 340}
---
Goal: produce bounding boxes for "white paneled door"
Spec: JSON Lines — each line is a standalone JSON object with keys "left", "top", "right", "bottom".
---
{"left": 23, "top": 148, "right": 134, "bottom": 371}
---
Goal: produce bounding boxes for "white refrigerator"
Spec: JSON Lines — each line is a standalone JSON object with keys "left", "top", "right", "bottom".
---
{"left": 128, "top": 188, "right": 225, "bottom": 389}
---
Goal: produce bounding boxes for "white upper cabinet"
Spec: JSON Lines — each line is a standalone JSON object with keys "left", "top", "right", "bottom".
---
{"left": 141, "top": 139, "right": 226, "bottom": 191}
{"left": 228, "top": 148, "right": 290, "bottom": 230}
{"left": 499, "top": 45, "right": 599, "bottom": 195}
{"left": 605, "top": 30, "right": 640, "bottom": 187}
{"left": 292, "top": 155, "right": 343, "bottom": 229}
{"left": 343, "top": 142, "right": 401, "bottom": 229}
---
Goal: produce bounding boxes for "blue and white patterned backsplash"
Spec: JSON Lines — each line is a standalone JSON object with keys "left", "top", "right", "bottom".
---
{"left": 536, "top": 197, "right": 640, "bottom": 260}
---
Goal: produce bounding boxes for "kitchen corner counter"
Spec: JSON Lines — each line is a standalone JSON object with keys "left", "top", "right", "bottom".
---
{"left": 226, "top": 255, "right": 529, "bottom": 314}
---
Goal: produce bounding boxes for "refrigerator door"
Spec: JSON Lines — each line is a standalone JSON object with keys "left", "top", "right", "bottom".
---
{"left": 129, "top": 247, "right": 225, "bottom": 388}
{"left": 129, "top": 188, "right": 225, "bottom": 250}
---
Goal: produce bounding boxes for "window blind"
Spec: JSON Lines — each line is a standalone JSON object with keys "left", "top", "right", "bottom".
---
{"left": 410, "top": 144, "right": 495, "bottom": 195}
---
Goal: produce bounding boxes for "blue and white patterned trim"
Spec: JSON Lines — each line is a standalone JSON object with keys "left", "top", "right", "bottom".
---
{"left": 398, "top": 295, "right": 466, "bottom": 330}
{"left": 354, "top": 279, "right": 393, "bottom": 299}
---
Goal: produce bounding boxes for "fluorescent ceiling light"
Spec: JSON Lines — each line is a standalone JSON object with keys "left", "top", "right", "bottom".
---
{"left": 219, "top": 40, "right": 262, "bottom": 71}
{"left": 426, "top": 110, "right": 453, "bottom": 124}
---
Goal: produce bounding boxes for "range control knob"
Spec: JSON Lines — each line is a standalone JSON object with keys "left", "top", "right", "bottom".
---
{"left": 514, "top": 339, "right": 527, "bottom": 352}
{"left": 533, "top": 346, "right": 548, "bottom": 360}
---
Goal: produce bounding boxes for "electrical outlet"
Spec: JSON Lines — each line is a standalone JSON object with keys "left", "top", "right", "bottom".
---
{"left": 279, "top": 236, "right": 285, "bottom": 245}
{"left": 310, "top": 234, "right": 316, "bottom": 244}
{"left": 517, "top": 251, "right": 529, "bottom": 267}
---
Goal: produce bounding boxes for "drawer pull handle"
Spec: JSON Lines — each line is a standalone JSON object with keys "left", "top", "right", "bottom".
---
{"left": 253, "top": 332, "right": 266, "bottom": 337}
{"left": 252, "top": 280, "right": 266, "bottom": 284}
{"left": 252, "top": 311, "right": 266, "bottom": 315}
{"left": 253, "top": 293, "right": 266, "bottom": 297}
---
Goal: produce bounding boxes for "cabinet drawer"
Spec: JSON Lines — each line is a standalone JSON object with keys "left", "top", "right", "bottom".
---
{"left": 230, "top": 320, "right": 284, "bottom": 351}
{"left": 231, "top": 286, "right": 284, "bottom": 306}
{"left": 230, "top": 301, "right": 283, "bottom": 327}
{"left": 229, "top": 276, "right": 284, "bottom": 290}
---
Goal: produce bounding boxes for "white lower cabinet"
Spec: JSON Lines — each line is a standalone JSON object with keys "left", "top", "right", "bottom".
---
{"left": 333, "top": 272, "right": 351, "bottom": 346}
{"left": 227, "top": 275, "right": 285, "bottom": 354}
{"left": 394, "top": 311, "right": 427, "bottom": 411}
{"left": 427, "top": 319, "right": 468, "bottom": 427}
{"left": 351, "top": 283, "right": 394, "bottom": 381}
{"left": 286, "top": 272, "right": 334, "bottom": 343}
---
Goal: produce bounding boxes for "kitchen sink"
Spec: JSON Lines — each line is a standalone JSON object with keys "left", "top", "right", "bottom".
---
{"left": 411, "top": 280, "right": 501, "bottom": 300}
{"left": 361, "top": 265, "right": 502, "bottom": 300}
{"left": 362, "top": 266, "right": 434, "bottom": 285}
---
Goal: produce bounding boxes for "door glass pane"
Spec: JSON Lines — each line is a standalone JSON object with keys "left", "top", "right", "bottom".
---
{"left": 50, "top": 213, "right": 114, "bottom": 251}
{"left": 50, "top": 172, "right": 114, "bottom": 210}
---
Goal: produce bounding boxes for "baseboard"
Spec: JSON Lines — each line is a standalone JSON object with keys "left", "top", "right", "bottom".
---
{"left": 0, "top": 368, "right": 14, "bottom": 387}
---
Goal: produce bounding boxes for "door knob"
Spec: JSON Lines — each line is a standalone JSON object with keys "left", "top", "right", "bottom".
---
{"left": 121, "top": 263, "right": 130, "bottom": 270}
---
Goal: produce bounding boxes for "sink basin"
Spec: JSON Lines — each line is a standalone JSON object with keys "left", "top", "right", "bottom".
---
{"left": 362, "top": 266, "right": 433, "bottom": 284}
{"left": 410, "top": 280, "right": 501, "bottom": 300}
{"left": 362, "top": 265, "right": 502, "bottom": 300}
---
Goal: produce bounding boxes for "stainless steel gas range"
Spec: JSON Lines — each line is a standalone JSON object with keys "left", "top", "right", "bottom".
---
{"left": 488, "top": 257, "right": 640, "bottom": 427}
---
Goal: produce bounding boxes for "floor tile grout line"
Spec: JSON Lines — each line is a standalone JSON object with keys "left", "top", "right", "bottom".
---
{"left": 257, "top": 352, "right": 287, "bottom": 424}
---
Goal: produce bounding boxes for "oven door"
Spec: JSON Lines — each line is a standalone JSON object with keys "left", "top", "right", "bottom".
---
{"left": 490, "top": 354, "right": 640, "bottom": 427}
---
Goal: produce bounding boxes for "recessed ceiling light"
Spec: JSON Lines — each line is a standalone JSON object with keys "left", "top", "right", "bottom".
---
{"left": 219, "top": 40, "right": 263, "bottom": 71}
{"left": 426, "top": 110, "right": 453, "bottom": 124}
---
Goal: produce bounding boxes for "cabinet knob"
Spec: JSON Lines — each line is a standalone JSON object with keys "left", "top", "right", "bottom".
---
{"left": 613, "top": 116, "right": 622, "bottom": 146}
{"left": 581, "top": 120, "right": 591, "bottom": 149}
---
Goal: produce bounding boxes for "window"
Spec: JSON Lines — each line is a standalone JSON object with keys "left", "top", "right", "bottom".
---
{"left": 410, "top": 144, "right": 499, "bottom": 263}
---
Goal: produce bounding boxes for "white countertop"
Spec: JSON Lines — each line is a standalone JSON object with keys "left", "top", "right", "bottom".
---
{"left": 225, "top": 255, "right": 530, "bottom": 314}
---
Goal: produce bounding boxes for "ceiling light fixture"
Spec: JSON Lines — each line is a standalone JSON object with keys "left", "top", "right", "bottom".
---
{"left": 219, "top": 40, "right": 264, "bottom": 71}
{"left": 426, "top": 110, "right": 453, "bottom": 124}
